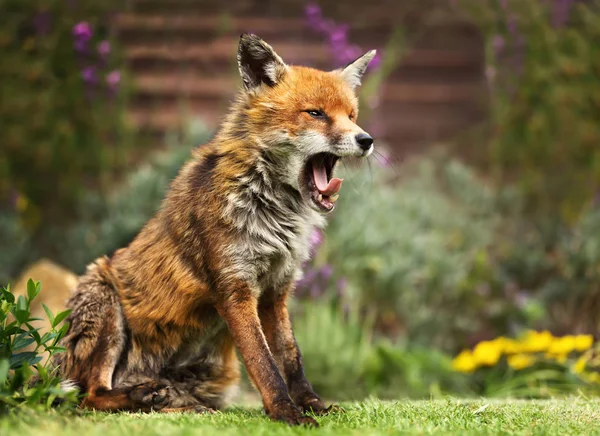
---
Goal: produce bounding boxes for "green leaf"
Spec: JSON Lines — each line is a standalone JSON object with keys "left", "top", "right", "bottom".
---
{"left": 41, "top": 303, "right": 55, "bottom": 326}
{"left": 16, "top": 295, "right": 27, "bottom": 312}
{"left": 13, "top": 334, "right": 36, "bottom": 351}
{"left": 9, "top": 352, "right": 41, "bottom": 369}
{"left": 26, "top": 279, "right": 41, "bottom": 302}
{"left": 40, "top": 332, "right": 58, "bottom": 345}
{"left": 0, "top": 358, "right": 9, "bottom": 384}
{"left": 52, "top": 309, "right": 72, "bottom": 328}
{"left": 25, "top": 323, "right": 42, "bottom": 345}
{"left": 14, "top": 309, "right": 30, "bottom": 324}
{"left": 57, "top": 321, "right": 70, "bottom": 338}
{"left": 0, "top": 286, "right": 15, "bottom": 304}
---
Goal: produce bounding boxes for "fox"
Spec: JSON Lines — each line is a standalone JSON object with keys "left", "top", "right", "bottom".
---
{"left": 54, "top": 34, "right": 376, "bottom": 426}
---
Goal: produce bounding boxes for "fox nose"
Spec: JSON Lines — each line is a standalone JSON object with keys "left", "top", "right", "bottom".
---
{"left": 355, "top": 133, "right": 374, "bottom": 151}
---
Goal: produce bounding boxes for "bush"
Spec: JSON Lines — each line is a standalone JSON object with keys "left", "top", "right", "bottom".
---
{"left": 55, "top": 119, "right": 213, "bottom": 274}
{"left": 292, "top": 300, "right": 469, "bottom": 400}
{"left": 0, "top": 279, "right": 76, "bottom": 411}
{"left": 455, "top": 0, "right": 600, "bottom": 223}
{"left": 317, "top": 154, "right": 538, "bottom": 353}
{"left": 0, "top": 0, "right": 132, "bottom": 237}
{"left": 452, "top": 330, "right": 600, "bottom": 398}
{"left": 0, "top": 119, "right": 213, "bottom": 278}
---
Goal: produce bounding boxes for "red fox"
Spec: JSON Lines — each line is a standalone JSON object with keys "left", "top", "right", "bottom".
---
{"left": 55, "top": 34, "right": 375, "bottom": 426}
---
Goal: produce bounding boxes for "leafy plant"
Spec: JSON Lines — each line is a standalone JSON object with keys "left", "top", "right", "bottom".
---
{"left": 1, "top": 0, "right": 133, "bottom": 240}
{"left": 452, "top": 330, "right": 600, "bottom": 398}
{"left": 0, "top": 279, "right": 77, "bottom": 410}
{"left": 454, "top": 0, "right": 600, "bottom": 223}
{"left": 319, "top": 154, "right": 537, "bottom": 353}
{"left": 292, "top": 298, "right": 469, "bottom": 400}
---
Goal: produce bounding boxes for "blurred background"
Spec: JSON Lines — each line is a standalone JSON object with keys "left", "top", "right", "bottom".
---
{"left": 2, "top": 0, "right": 600, "bottom": 401}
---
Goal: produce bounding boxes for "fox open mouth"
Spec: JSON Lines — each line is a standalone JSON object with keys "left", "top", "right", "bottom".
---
{"left": 303, "top": 152, "right": 342, "bottom": 212}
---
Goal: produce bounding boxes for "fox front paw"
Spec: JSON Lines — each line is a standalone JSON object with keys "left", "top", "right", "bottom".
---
{"left": 298, "top": 396, "right": 343, "bottom": 415}
{"left": 267, "top": 400, "right": 319, "bottom": 426}
{"left": 129, "top": 382, "right": 171, "bottom": 411}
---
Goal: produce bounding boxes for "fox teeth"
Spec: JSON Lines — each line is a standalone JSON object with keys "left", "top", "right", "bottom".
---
{"left": 317, "top": 194, "right": 323, "bottom": 202}
{"left": 329, "top": 194, "right": 339, "bottom": 203}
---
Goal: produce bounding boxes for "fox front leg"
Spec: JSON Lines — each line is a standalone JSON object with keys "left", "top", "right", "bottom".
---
{"left": 216, "top": 287, "right": 318, "bottom": 426}
{"left": 258, "top": 287, "right": 338, "bottom": 415}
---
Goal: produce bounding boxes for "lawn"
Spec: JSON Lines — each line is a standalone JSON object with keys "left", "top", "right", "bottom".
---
{"left": 2, "top": 398, "right": 600, "bottom": 436}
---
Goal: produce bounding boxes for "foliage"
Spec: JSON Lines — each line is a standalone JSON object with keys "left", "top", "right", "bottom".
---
{"left": 293, "top": 299, "right": 469, "bottom": 400}
{"left": 454, "top": 0, "right": 600, "bottom": 223}
{"left": 0, "top": 279, "right": 77, "bottom": 411}
{"left": 0, "top": 120, "right": 212, "bottom": 278}
{"left": 318, "top": 154, "right": 539, "bottom": 353}
{"left": 55, "top": 120, "right": 212, "bottom": 273}
{"left": 536, "top": 207, "right": 600, "bottom": 334}
{"left": 0, "top": 0, "right": 132, "bottom": 236}
{"left": 0, "top": 209, "right": 31, "bottom": 286}
{"left": 452, "top": 330, "right": 600, "bottom": 398}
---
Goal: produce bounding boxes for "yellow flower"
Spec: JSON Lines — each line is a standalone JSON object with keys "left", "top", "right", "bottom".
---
{"left": 572, "top": 355, "right": 588, "bottom": 374}
{"left": 574, "top": 335, "right": 594, "bottom": 352}
{"left": 452, "top": 350, "right": 477, "bottom": 373}
{"left": 508, "top": 353, "right": 535, "bottom": 370}
{"left": 519, "top": 330, "right": 554, "bottom": 353}
{"left": 548, "top": 335, "right": 576, "bottom": 355}
{"left": 473, "top": 340, "right": 502, "bottom": 366}
{"left": 581, "top": 371, "right": 600, "bottom": 384}
{"left": 496, "top": 337, "right": 521, "bottom": 354}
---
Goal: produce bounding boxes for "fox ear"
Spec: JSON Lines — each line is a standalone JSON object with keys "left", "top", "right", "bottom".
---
{"left": 338, "top": 50, "right": 377, "bottom": 89}
{"left": 238, "top": 33, "right": 288, "bottom": 92}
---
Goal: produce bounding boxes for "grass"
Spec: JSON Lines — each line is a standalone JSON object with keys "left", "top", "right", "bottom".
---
{"left": 2, "top": 398, "right": 600, "bottom": 436}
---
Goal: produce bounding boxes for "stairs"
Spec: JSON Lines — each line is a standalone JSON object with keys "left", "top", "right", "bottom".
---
{"left": 116, "top": 1, "right": 487, "bottom": 156}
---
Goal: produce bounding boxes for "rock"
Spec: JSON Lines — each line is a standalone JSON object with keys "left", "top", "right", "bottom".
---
{"left": 13, "top": 259, "right": 77, "bottom": 360}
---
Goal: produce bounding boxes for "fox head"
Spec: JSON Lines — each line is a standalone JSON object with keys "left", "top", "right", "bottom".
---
{"left": 231, "top": 33, "right": 376, "bottom": 213}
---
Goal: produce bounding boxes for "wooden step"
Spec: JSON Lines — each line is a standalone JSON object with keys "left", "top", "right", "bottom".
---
{"left": 131, "top": 70, "right": 483, "bottom": 104}
{"left": 115, "top": 13, "right": 394, "bottom": 45}
{"left": 128, "top": 96, "right": 484, "bottom": 135}
{"left": 130, "top": 0, "right": 305, "bottom": 17}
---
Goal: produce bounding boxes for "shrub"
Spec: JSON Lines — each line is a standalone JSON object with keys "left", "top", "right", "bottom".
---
{"left": 452, "top": 330, "right": 600, "bottom": 398}
{"left": 292, "top": 299, "right": 468, "bottom": 400}
{"left": 0, "top": 119, "right": 212, "bottom": 278}
{"left": 454, "top": 0, "right": 600, "bottom": 223}
{"left": 319, "top": 154, "right": 538, "bottom": 352}
{"left": 0, "top": 279, "right": 76, "bottom": 411}
{"left": 55, "top": 119, "right": 213, "bottom": 273}
{"left": 0, "top": 0, "right": 132, "bottom": 237}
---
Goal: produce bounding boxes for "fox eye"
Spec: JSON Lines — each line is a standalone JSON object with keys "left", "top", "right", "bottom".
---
{"left": 305, "top": 110, "right": 326, "bottom": 119}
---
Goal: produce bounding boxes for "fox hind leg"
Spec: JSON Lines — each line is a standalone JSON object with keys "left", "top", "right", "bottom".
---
{"left": 58, "top": 259, "right": 170, "bottom": 412}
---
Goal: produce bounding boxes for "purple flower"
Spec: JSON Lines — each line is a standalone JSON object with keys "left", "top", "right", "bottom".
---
{"left": 329, "top": 25, "right": 348, "bottom": 48}
{"left": 106, "top": 70, "right": 121, "bottom": 90}
{"left": 320, "top": 264, "right": 333, "bottom": 280}
{"left": 492, "top": 35, "right": 505, "bottom": 56}
{"left": 309, "top": 283, "right": 323, "bottom": 299}
{"left": 98, "top": 40, "right": 110, "bottom": 58}
{"left": 309, "top": 229, "right": 323, "bottom": 250}
{"left": 72, "top": 21, "right": 92, "bottom": 52}
{"left": 81, "top": 66, "right": 96, "bottom": 83}
{"left": 507, "top": 14, "right": 518, "bottom": 35}
{"left": 33, "top": 11, "right": 52, "bottom": 35}
{"left": 343, "top": 45, "right": 362, "bottom": 63}
{"left": 370, "top": 51, "right": 382, "bottom": 70}
{"left": 553, "top": 0, "right": 575, "bottom": 28}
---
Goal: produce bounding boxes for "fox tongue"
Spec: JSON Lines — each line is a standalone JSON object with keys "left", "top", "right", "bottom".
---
{"left": 312, "top": 158, "right": 343, "bottom": 196}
